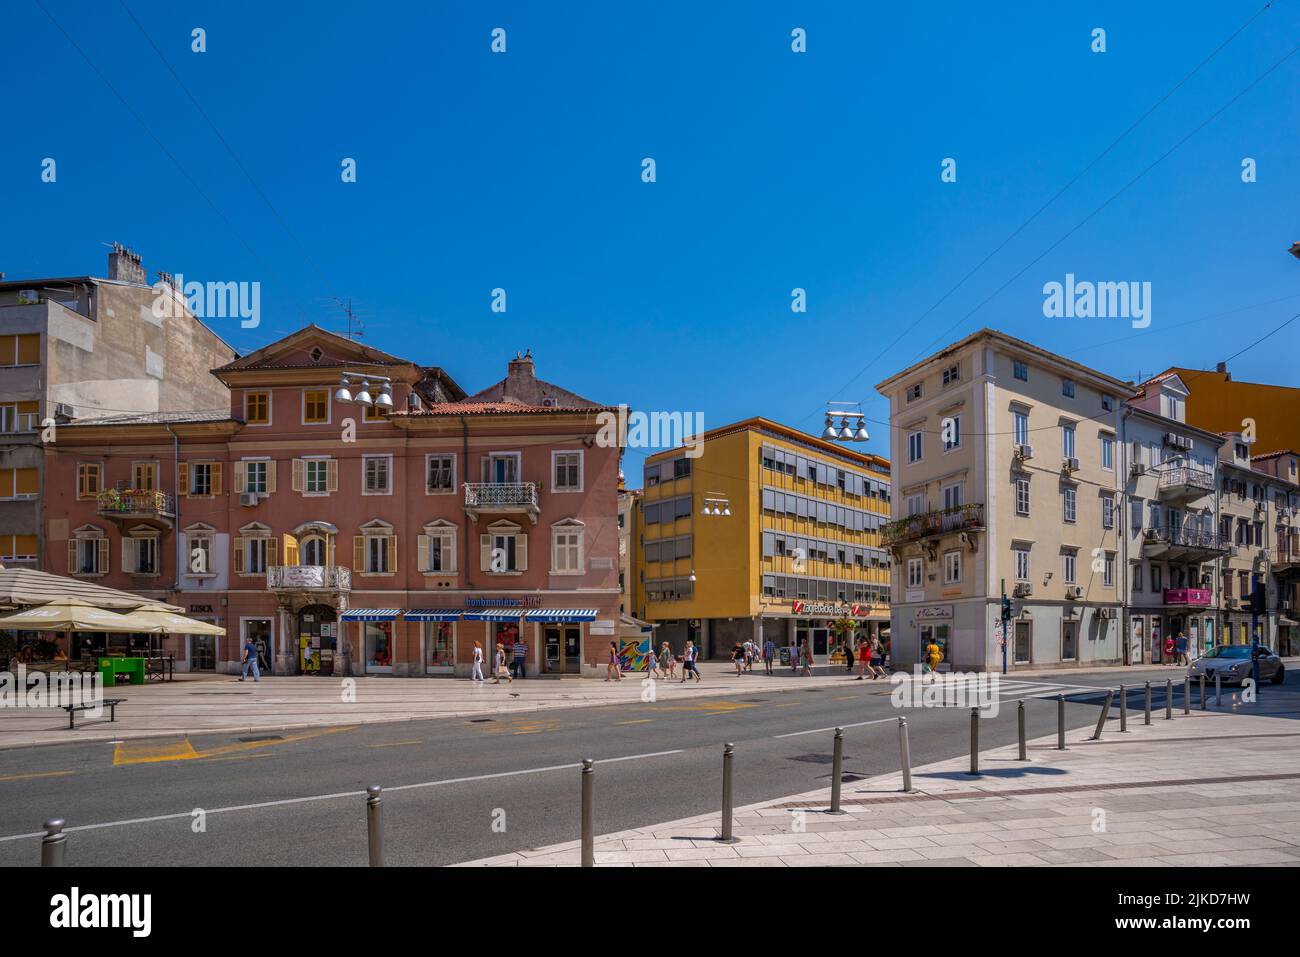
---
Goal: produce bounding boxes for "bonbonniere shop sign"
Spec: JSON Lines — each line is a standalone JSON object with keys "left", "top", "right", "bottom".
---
{"left": 466, "top": 597, "right": 543, "bottom": 608}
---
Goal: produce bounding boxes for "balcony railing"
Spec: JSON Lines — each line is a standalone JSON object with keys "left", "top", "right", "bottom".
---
{"left": 1164, "top": 587, "right": 1212, "bottom": 607}
{"left": 96, "top": 489, "right": 175, "bottom": 520}
{"left": 1273, "top": 547, "right": 1300, "bottom": 569}
{"left": 1141, "top": 525, "right": 1229, "bottom": 559}
{"left": 882, "top": 503, "right": 985, "bottom": 547}
{"left": 1156, "top": 467, "right": 1214, "bottom": 501}
{"left": 463, "top": 482, "right": 540, "bottom": 524}
{"left": 267, "top": 565, "right": 352, "bottom": 591}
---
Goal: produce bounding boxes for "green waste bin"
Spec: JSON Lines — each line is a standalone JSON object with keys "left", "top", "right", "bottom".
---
{"left": 98, "top": 657, "right": 145, "bottom": 687}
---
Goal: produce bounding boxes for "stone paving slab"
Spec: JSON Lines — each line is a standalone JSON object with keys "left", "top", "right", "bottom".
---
{"left": 457, "top": 707, "right": 1300, "bottom": 867}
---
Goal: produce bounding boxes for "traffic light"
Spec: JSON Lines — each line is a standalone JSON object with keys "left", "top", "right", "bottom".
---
{"left": 1001, "top": 596, "right": 1012, "bottom": 622}
{"left": 1248, "top": 581, "right": 1266, "bottom": 616}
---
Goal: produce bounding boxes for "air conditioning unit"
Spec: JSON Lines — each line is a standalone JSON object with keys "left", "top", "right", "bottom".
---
{"left": 1013, "top": 582, "right": 1033, "bottom": 598}
{"left": 1130, "top": 462, "right": 1146, "bottom": 477}
{"left": 1067, "top": 585, "right": 1084, "bottom": 599}
{"left": 1013, "top": 444, "right": 1033, "bottom": 461}
{"left": 1098, "top": 607, "right": 1116, "bottom": 619}
{"left": 1225, "top": 598, "right": 1238, "bottom": 608}
{"left": 239, "top": 492, "right": 259, "bottom": 507}
{"left": 1062, "top": 457, "right": 1080, "bottom": 473}
{"left": 53, "top": 402, "right": 75, "bottom": 419}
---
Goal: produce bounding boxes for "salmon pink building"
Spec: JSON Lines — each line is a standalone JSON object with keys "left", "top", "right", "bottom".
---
{"left": 40, "top": 326, "right": 623, "bottom": 677}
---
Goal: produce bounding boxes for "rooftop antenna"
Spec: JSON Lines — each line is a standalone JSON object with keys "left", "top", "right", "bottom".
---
{"left": 325, "top": 296, "right": 365, "bottom": 340}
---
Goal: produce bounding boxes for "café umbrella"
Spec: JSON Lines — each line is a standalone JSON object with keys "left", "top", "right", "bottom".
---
{"left": 129, "top": 605, "right": 226, "bottom": 636}
{"left": 0, "top": 599, "right": 163, "bottom": 634}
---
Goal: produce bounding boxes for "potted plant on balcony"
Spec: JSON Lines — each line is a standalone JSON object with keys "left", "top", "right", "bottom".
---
{"left": 960, "top": 503, "right": 982, "bottom": 528}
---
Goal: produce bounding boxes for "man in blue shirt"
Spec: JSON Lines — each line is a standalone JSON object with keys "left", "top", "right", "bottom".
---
{"left": 239, "top": 636, "right": 260, "bottom": 682}
{"left": 512, "top": 639, "right": 527, "bottom": 679}
{"left": 763, "top": 638, "right": 776, "bottom": 675}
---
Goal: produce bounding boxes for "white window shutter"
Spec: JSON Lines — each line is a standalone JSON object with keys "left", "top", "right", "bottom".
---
{"left": 417, "top": 534, "right": 429, "bottom": 573}
{"left": 121, "top": 537, "right": 135, "bottom": 573}
{"left": 516, "top": 532, "right": 528, "bottom": 571}
{"left": 480, "top": 534, "right": 491, "bottom": 571}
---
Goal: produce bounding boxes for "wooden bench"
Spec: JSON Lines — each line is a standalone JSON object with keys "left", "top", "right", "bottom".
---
{"left": 63, "top": 698, "right": 126, "bottom": 730}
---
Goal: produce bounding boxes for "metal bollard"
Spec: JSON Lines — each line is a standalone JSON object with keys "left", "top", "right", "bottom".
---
{"left": 1184, "top": 675, "right": 1191, "bottom": 715}
{"left": 1017, "top": 700, "right": 1027, "bottom": 760}
{"left": 581, "top": 758, "right": 595, "bottom": 866}
{"left": 1119, "top": 683, "right": 1128, "bottom": 732}
{"left": 898, "top": 717, "right": 914, "bottom": 792}
{"left": 720, "top": 743, "right": 739, "bottom": 843}
{"left": 1200, "top": 673, "right": 1206, "bottom": 710}
{"left": 1144, "top": 681, "right": 1152, "bottom": 725}
{"left": 1057, "top": 694, "right": 1066, "bottom": 750}
{"left": 1090, "top": 690, "right": 1114, "bottom": 740}
{"left": 40, "top": 819, "right": 67, "bottom": 867}
{"left": 968, "top": 707, "right": 980, "bottom": 775}
{"left": 829, "top": 728, "right": 846, "bottom": 814}
{"left": 1165, "top": 679, "right": 1173, "bottom": 720}
{"left": 366, "top": 786, "right": 383, "bottom": 867}
{"left": 1215, "top": 674, "right": 1221, "bottom": 707}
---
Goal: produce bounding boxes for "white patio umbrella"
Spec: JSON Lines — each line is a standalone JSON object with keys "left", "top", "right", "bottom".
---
{"left": 130, "top": 605, "right": 226, "bottom": 635}
{"left": 0, "top": 599, "right": 162, "bottom": 633}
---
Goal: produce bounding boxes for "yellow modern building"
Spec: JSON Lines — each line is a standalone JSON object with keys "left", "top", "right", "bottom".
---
{"left": 633, "top": 417, "right": 891, "bottom": 663}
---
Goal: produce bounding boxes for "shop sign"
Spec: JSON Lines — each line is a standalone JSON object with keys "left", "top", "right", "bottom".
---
{"left": 916, "top": 605, "right": 953, "bottom": 621}
{"left": 466, "top": 597, "right": 543, "bottom": 608}
{"left": 791, "top": 600, "right": 856, "bottom": 617}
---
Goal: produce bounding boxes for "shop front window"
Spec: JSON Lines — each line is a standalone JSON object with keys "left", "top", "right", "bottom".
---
{"left": 425, "top": 621, "right": 454, "bottom": 673}
{"left": 366, "top": 621, "right": 393, "bottom": 671}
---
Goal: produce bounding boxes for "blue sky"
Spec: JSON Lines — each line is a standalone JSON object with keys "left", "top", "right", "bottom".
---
{"left": 4, "top": 1, "right": 1298, "bottom": 482}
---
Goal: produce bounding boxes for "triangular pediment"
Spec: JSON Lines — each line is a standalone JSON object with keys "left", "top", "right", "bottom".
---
{"left": 213, "top": 325, "right": 412, "bottom": 377}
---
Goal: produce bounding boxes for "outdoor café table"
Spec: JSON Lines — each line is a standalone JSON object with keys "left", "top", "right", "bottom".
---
{"left": 145, "top": 655, "right": 175, "bottom": 682}
{"left": 98, "top": 656, "right": 145, "bottom": 687}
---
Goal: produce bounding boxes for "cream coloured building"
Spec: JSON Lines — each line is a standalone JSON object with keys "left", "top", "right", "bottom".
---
{"left": 876, "top": 329, "right": 1129, "bottom": 672}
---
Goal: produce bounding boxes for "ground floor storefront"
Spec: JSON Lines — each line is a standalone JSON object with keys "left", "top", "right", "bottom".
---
{"left": 652, "top": 603, "right": 889, "bottom": 667}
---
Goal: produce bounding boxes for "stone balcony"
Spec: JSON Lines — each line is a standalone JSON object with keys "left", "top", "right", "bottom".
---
{"left": 1141, "top": 525, "right": 1229, "bottom": 562}
{"left": 882, "top": 503, "right": 985, "bottom": 548}
{"left": 267, "top": 565, "right": 352, "bottom": 592}
{"left": 1156, "top": 467, "right": 1214, "bottom": 505}
{"left": 96, "top": 489, "right": 175, "bottom": 529}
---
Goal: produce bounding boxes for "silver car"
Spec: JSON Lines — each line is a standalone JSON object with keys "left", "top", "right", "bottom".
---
{"left": 1190, "top": 645, "right": 1285, "bottom": 685}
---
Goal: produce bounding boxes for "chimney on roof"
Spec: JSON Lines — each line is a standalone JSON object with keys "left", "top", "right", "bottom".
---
{"left": 504, "top": 349, "right": 536, "bottom": 398}
{"left": 1215, "top": 361, "right": 1230, "bottom": 381}
{"left": 107, "top": 243, "right": 146, "bottom": 284}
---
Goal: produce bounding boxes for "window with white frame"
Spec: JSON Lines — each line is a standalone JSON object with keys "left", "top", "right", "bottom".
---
{"left": 1063, "top": 486, "right": 1077, "bottom": 523}
{"left": 1015, "top": 478, "right": 1030, "bottom": 516}
{"left": 906, "top": 383, "right": 923, "bottom": 402}
{"left": 1014, "top": 547, "right": 1030, "bottom": 582}
{"left": 907, "top": 430, "right": 923, "bottom": 463}
{"left": 122, "top": 529, "right": 159, "bottom": 575}
{"left": 355, "top": 521, "right": 396, "bottom": 575}
{"left": 1013, "top": 411, "right": 1029, "bottom": 446}
{"left": 1013, "top": 361, "right": 1028, "bottom": 381}
{"left": 1103, "top": 553, "right": 1115, "bottom": 588}
{"left": 943, "top": 550, "right": 961, "bottom": 584}
{"left": 363, "top": 455, "right": 391, "bottom": 495}
{"left": 1102, "top": 495, "right": 1114, "bottom": 529}
{"left": 426, "top": 454, "right": 455, "bottom": 494}
{"left": 1063, "top": 551, "right": 1077, "bottom": 584}
{"left": 481, "top": 521, "right": 527, "bottom": 573}
{"left": 69, "top": 526, "right": 108, "bottom": 576}
{"left": 242, "top": 459, "right": 270, "bottom": 495}
{"left": 1062, "top": 424, "right": 1076, "bottom": 458}
{"left": 943, "top": 414, "right": 961, "bottom": 452}
{"left": 185, "top": 525, "right": 215, "bottom": 576}
{"left": 1101, "top": 436, "right": 1113, "bottom": 471}
{"left": 942, "top": 364, "right": 960, "bottom": 385}
{"left": 551, "top": 519, "right": 584, "bottom": 574}
{"left": 307, "top": 459, "right": 329, "bottom": 494}
{"left": 553, "top": 451, "right": 583, "bottom": 492}
{"left": 906, "top": 558, "right": 923, "bottom": 588}
{"left": 942, "top": 482, "right": 963, "bottom": 510}
{"left": 905, "top": 492, "right": 925, "bottom": 517}
{"left": 235, "top": 524, "right": 274, "bottom": 576}
{"left": 419, "top": 521, "right": 456, "bottom": 574}
{"left": 189, "top": 462, "right": 214, "bottom": 497}
{"left": 1062, "top": 379, "right": 1075, "bottom": 398}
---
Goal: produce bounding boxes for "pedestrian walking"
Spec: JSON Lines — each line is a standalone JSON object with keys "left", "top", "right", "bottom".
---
{"left": 646, "top": 644, "right": 659, "bottom": 677}
{"left": 925, "top": 638, "right": 942, "bottom": 681}
{"left": 732, "top": 643, "right": 744, "bottom": 675}
{"left": 605, "top": 641, "right": 623, "bottom": 681}
{"left": 762, "top": 637, "right": 775, "bottom": 675}
{"left": 493, "top": 642, "right": 513, "bottom": 684}
{"left": 238, "top": 635, "right": 260, "bottom": 682}
{"left": 1164, "top": 635, "right": 1176, "bottom": 665}
{"left": 799, "top": 639, "right": 813, "bottom": 677}
{"left": 511, "top": 638, "right": 528, "bottom": 679}
{"left": 471, "top": 641, "right": 485, "bottom": 682}
{"left": 789, "top": 642, "right": 800, "bottom": 674}
{"left": 869, "top": 635, "right": 887, "bottom": 678}
{"left": 855, "top": 636, "right": 869, "bottom": 680}
{"left": 681, "top": 640, "right": 702, "bottom": 682}
{"left": 1175, "top": 631, "right": 1189, "bottom": 666}
{"left": 660, "top": 641, "right": 677, "bottom": 679}
{"left": 844, "top": 638, "right": 855, "bottom": 674}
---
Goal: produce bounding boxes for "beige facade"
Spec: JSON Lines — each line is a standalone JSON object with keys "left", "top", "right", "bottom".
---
{"left": 877, "top": 329, "right": 1128, "bottom": 671}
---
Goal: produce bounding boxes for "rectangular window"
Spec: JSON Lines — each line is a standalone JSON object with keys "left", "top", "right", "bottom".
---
{"left": 244, "top": 461, "right": 268, "bottom": 495}
{"left": 942, "top": 483, "right": 963, "bottom": 510}
{"left": 1063, "top": 487, "right": 1077, "bottom": 523}
{"left": 367, "top": 536, "right": 391, "bottom": 574}
{"left": 907, "top": 430, "right": 923, "bottom": 463}
{"left": 1062, "top": 425, "right": 1076, "bottom": 459}
{"left": 905, "top": 493, "right": 925, "bottom": 517}
{"left": 1062, "top": 379, "right": 1075, "bottom": 398}
{"left": 245, "top": 537, "right": 269, "bottom": 574}
{"left": 906, "top": 558, "right": 922, "bottom": 588}
{"left": 306, "top": 459, "right": 328, "bottom": 494}
{"left": 906, "top": 383, "right": 923, "bottom": 402}
{"left": 0, "top": 469, "right": 38, "bottom": 500}
{"left": 302, "top": 389, "right": 329, "bottom": 424}
{"left": 554, "top": 451, "right": 583, "bottom": 491}
{"left": 363, "top": 455, "right": 391, "bottom": 494}
{"left": 0, "top": 334, "right": 41, "bottom": 367}
{"left": 190, "top": 462, "right": 212, "bottom": 496}
{"left": 943, "top": 550, "right": 961, "bottom": 584}
{"left": 1102, "top": 495, "right": 1114, "bottom": 529}
{"left": 942, "top": 364, "right": 960, "bottom": 385}
{"left": 245, "top": 392, "right": 270, "bottom": 425}
{"left": 0, "top": 401, "right": 39, "bottom": 433}
{"left": 1101, "top": 436, "right": 1113, "bottom": 471}
{"left": 1015, "top": 478, "right": 1030, "bottom": 516}
{"left": 1013, "top": 361, "right": 1028, "bottom": 381}
{"left": 1014, "top": 548, "right": 1030, "bottom": 582}
{"left": 943, "top": 415, "right": 961, "bottom": 452}
{"left": 426, "top": 529, "right": 455, "bottom": 573}
{"left": 1013, "top": 412, "right": 1029, "bottom": 446}
{"left": 553, "top": 527, "right": 582, "bottom": 573}
{"left": 1063, "top": 552, "right": 1076, "bottom": 584}
{"left": 426, "top": 454, "right": 455, "bottom": 493}
{"left": 77, "top": 463, "right": 102, "bottom": 500}
{"left": 1103, "top": 554, "right": 1115, "bottom": 588}
{"left": 133, "top": 462, "right": 157, "bottom": 491}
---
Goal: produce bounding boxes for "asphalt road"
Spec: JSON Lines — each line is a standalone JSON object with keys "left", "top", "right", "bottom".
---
{"left": 0, "top": 665, "right": 1287, "bottom": 866}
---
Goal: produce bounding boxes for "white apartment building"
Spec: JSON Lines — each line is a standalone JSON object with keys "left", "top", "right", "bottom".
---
{"left": 877, "top": 329, "right": 1128, "bottom": 672}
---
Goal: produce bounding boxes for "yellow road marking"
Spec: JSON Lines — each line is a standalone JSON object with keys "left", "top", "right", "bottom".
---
{"left": 656, "top": 700, "right": 757, "bottom": 714}
{"left": 0, "top": 770, "right": 75, "bottom": 783}
{"left": 616, "top": 719, "right": 652, "bottom": 725}
{"left": 367, "top": 740, "right": 422, "bottom": 749}
{"left": 512, "top": 730, "right": 545, "bottom": 735}
{"left": 200, "top": 753, "right": 273, "bottom": 763}
{"left": 774, "top": 702, "right": 801, "bottom": 708}
{"left": 833, "top": 695, "right": 859, "bottom": 700}
{"left": 113, "top": 725, "right": 357, "bottom": 766}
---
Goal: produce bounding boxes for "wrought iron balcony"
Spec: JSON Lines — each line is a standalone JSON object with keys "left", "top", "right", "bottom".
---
{"left": 267, "top": 565, "right": 352, "bottom": 591}
{"left": 882, "top": 503, "right": 985, "bottom": 547}
{"left": 1273, "top": 546, "right": 1300, "bottom": 570}
{"left": 1141, "top": 525, "right": 1229, "bottom": 561}
{"left": 96, "top": 489, "right": 175, "bottom": 528}
{"left": 1156, "top": 467, "right": 1214, "bottom": 504}
{"left": 464, "top": 482, "right": 540, "bottom": 524}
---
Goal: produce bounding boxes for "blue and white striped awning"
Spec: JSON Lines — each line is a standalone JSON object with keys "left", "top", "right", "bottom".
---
{"left": 523, "top": 608, "right": 598, "bottom": 622}
{"left": 464, "top": 608, "right": 526, "bottom": 622}
{"left": 404, "top": 609, "right": 465, "bottom": 622}
{"left": 340, "top": 608, "right": 401, "bottom": 622}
